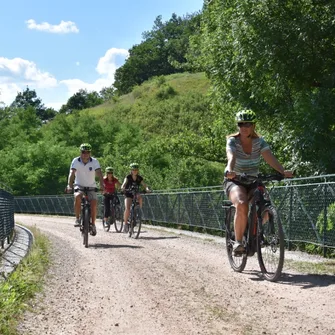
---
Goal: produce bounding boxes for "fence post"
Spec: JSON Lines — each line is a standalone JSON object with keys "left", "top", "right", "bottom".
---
{"left": 323, "top": 184, "right": 328, "bottom": 257}
{"left": 288, "top": 186, "right": 293, "bottom": 251}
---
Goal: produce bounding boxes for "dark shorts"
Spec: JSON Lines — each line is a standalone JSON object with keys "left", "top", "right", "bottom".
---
{"left": 125, "top": 193, "right": 134, "bottom": 199}
{"left": 223, "top": 178, "right": 258, "bottom": 198}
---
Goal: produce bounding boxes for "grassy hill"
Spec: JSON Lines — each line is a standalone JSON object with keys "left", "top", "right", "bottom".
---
{"left": 1, "top": 72, "right": 224, "bottom": 195}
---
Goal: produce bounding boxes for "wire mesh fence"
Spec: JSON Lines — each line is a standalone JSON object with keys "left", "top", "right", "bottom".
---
{"left": 0, "top": 189, "right": 15, "bottom": 249}
{"left": 12, "top": 176, "right": 335, "bottom": 252}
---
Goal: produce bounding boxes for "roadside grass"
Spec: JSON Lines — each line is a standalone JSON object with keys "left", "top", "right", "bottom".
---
{"left": 285, "top": 259, "right": 335, "bottom": 275}
{"left": 0, "top": 226, "right": 50, "bottom": 335}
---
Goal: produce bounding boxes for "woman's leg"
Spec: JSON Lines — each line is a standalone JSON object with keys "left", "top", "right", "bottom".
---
{"left": 103, "top": 196, "right": 110, "bottom": 221}
{"left": 229, "top": 185, "right": 249, "bottom": 246}
{"left": 123, "top": 197, "right": 132, "bottom": 225}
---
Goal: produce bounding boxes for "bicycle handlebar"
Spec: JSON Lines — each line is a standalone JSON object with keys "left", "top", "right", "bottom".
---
{"left": 74, "top": 187, "right": 99, "bottom": 193}
{"left": 233, "top": 173, "right": 284, "bottom": 183}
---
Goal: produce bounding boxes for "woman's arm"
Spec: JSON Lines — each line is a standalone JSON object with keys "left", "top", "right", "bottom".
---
{"left": 141, "top": 180, "right": 151, "bottom": 192}
{"left": 121, "top": 178, "right": 128, "bottom": 192}
{"left": 262, "top": 150, "right": 293, "bottom": 177}
{"left": 225, "top": 149, "right": 237, "bottom": 179}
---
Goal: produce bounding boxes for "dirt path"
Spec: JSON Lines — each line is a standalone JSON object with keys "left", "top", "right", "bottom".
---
{"left": 16, "top": 214, "right": 335, "bottom": 335}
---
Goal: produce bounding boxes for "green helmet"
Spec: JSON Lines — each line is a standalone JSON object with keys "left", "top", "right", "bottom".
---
{"left": 129, "top": 162, "right": 139, "bottom": 169}
{"left": 79, "top": 143, "right": 92, "bottom": 152}
{"left": 105, "top": 167, "right": 113, "bottom": 173}
{"left": 235, "top": 109, "right": 257, "bottom": 123}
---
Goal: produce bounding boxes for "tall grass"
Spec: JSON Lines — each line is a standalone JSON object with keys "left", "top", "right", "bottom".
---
{"left": 0, "top": 226, "right": 50, "bottom": 335}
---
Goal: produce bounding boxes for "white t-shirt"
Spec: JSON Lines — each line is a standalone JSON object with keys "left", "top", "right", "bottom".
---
{"left": 70, "top": 157, "right": 101, "bottom": 187}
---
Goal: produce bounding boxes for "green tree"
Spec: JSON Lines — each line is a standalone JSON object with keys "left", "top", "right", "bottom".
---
{"left": 100, "top": 86, "right": 116, "bottom": 102}
{"left": 59, "top": 89, "right": 103, "bottom": 113}
{"left": 10, "top": 87, "right": 56, "bottom": 121}
{"left": 114, "top": 13, "right": 201, "bottom": 94}
{"left": 198, "top": 0, "right": 335, "bottom": 175}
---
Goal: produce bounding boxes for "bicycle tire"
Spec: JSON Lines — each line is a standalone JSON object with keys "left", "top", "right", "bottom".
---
{"left": 132, "top": 207, "right": 142, "bottom": 239}
{"left": 225, "top": 205, "right": 247, "bottom": 272}
{"left": 102, "top": 215, "right": 111, "bottom": 232}
{"left": 113, "top": 205, "right": 124, "bottom": 233}
{"left": 257, "top": 205, "right": 285, "bottom": 281}
{"left": 83, "top": 207, "right": 89, "bottom": 248}
{"left": 128, "top": 208, "right": 134, "bottom": 238}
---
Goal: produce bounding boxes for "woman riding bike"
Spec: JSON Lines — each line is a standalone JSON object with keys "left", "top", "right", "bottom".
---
{"left": 223, "top": 109, "right": 293, "bottom": 254}
{"left": 121, "top": 163, "right": 151, "bottom": 233}
{"left": 103, "top": 167, "right": 121, "bottom": 224}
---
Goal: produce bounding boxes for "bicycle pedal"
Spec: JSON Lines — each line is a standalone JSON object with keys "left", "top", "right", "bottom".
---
{"left": 233, "top": 250, "right": 245, "bottom": 257}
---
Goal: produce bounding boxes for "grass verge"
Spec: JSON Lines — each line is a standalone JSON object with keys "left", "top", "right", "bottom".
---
{"left": 284, "top": 259, "right": 335, "bottom": 275}
{"left": 0, "top": 226, "right": 50, "bottom": 335}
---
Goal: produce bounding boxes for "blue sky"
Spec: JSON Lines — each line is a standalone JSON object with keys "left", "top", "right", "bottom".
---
{"left": 0, "top": 0, "right": 203, "bottom": 110}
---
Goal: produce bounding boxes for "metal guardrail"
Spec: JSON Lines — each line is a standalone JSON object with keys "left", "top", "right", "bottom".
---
{"left": 0, "top": 189, "right": 15, "bottom": 250}
{"left": 12, "top": 176, "right": 335, "bottom": 253}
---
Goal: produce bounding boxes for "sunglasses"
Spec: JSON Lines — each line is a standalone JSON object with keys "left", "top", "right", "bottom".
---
{"left": 81, "top": 150, "right": 91, "bottom": 154}
{"left": 237, "top": 122, "right": 254, "bottom": 128}
{"left": 107, "top": 172, "right": 113, "bottom": 174}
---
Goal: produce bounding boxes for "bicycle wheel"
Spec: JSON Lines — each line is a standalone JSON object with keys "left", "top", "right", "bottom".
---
{"left": 225, "top": 205, "right": 247, "bottom": 272}
{"left": 102, "top": 214, "right": 111, "bottom": 232}
{"left": 83, "top": 207, "right": 89, "bottom": 248}
{"left": 129, "top": 207, "right": 141, "bottom": 239}
{"left": 113, "top": 205, "right": 124, "bottom": 233}
{"left": 257, "top": 205, "right": 284, "bottom": 281}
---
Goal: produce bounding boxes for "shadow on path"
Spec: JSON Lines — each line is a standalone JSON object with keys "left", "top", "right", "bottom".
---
{"left": 244, "top": 270, "right": 335, "bottom": 288}
{"left": 90, "top": 244, "right": 143, "bottom": 249}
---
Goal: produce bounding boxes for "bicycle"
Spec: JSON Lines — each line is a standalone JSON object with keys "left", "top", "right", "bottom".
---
{"left": 224, "top": 173, "right": 285, "bottom": 281}
{"left": 102, "top": 192, "right": 124, "bottom": 232}
{"left": 125, "top": 186, "right": 145, "bottom": 239}
{"left": 75, "top": 187, "right": 98, "bottom": 248}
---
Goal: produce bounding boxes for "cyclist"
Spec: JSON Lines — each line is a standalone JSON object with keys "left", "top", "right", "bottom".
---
{"left": 223, "top": 109, "right": 293, "bottom": 254}
{"left": 66, "top": 143, "right": 104, "bottom": 236}
{"left": 103, "top": 167, "right": 121, "bottom": 224}
{"left": 121, "top": 162, "right": 151, "bottom": 233}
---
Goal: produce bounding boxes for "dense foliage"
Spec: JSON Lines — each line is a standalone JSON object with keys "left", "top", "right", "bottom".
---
{"left": 197, "top": 0, "right": 335, "bottom": 174}
{"left": 113, "top": 13, "right": 201, "bottom": 95}
{"left": 1, "top": 3, "right": 335, "bottom": 196}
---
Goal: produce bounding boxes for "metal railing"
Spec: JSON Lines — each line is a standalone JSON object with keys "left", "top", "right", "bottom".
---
{"left": 13, "top": 176, "right": 335, "bottom": 252}
{"left": 0, "top": 189, "right": 15, "bottom": 250}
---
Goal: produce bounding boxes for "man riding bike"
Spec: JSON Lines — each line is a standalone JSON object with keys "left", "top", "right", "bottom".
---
{"left": 66, "top": 143, "right": 104, "bottom": 236}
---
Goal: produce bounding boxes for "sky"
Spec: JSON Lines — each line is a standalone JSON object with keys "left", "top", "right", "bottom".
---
{"left": 0, "top": 0, "right": 203, "bottom": 110}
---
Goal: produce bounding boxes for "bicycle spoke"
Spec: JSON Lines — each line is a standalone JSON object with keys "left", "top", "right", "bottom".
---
{"left": 257, "top": 205, "right": 284, "bottom": 281}
{"left": 225, "top": 205, "right": 247, "bottom": 272}
{"left": 83, "top": 207, "right": 89, "bottom": 248}
{"left": 114, "top": 205, "right": 124, "bottom": 233}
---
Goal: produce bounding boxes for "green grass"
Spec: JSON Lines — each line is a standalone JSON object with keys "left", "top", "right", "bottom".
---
{"left": 0, "top": 226, "right": 50, "bottom": 335}
{"left": 285, "top": 259, "right": 335, "bottom": 275}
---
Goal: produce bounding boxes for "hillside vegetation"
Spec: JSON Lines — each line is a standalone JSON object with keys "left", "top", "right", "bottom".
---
{"left": 0, "top": 72, "right": 223, "bottom": 195}
{"left": 2, "top": 3, "right": 335, "bottom": 195}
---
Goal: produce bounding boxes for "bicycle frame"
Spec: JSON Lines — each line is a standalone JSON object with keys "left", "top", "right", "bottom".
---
{"left": 75, "top": 187, "right": 97, "bottom": 248}
{"left": 225, "top": 173, "right": 285, "bottom": 281}
{"left": 102, "top": 192, "right": 123, "bottom": 232}
{"left": 126, "top": 186, "right": 142, "bottom": 239}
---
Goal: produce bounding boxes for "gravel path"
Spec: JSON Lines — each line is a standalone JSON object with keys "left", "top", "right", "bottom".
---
{"left": 16, "top": 214, "right": 335, "bottom": 335}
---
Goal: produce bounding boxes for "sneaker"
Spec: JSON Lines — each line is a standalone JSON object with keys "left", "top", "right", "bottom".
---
{"left": 233, "top": 241, "right": 245, "bottom": 254}
{"left": 74, "top": 218, "right": 81, "bottom": 227}
{"left": 90, "top": 224, "right": 97, "bottom": 236}
{"left": 123, "top": 224, "right": 129, "bottom": 233}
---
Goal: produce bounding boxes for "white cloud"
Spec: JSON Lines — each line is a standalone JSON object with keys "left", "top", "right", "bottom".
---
{"left": 26, "top": 19, "right": 79, "bottom": 34}
{"left": 96, "top": 48, "right": 129, "bottom": 78}
{"left": 1, "top": 48, "right": 128, "bottom": 109}
{"left": 0, "top": 57, "right": 58, "bottom": 106}
{"left": 61, "top": 48, "right": 128, "bottom": 94}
